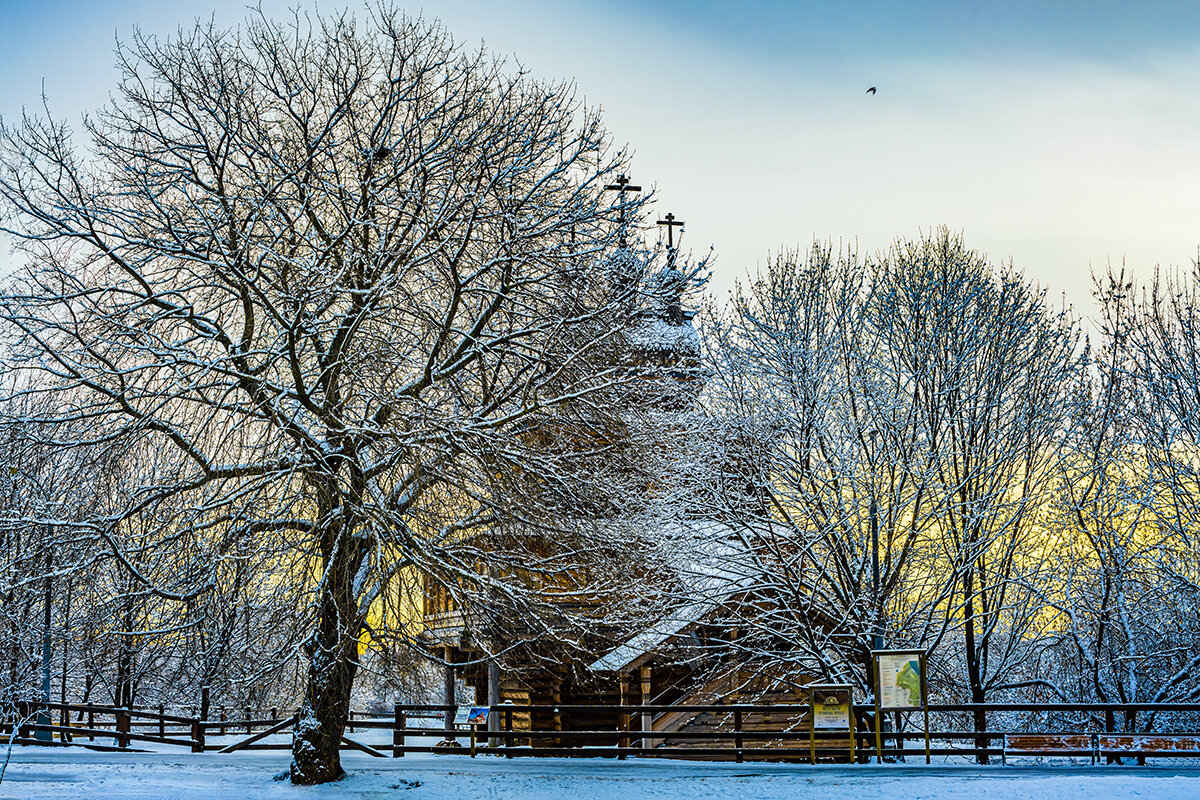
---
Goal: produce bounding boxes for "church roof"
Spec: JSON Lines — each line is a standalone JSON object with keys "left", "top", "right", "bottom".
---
{"left": 626, "top": 315, "right": 700, "bottom": 354}
{"left": 588, "top": 520, "right": 758, "bottom": 673}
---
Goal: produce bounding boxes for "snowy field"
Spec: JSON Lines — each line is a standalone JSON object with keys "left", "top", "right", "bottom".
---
{"left": 4, "top": 745, "right": 1200, "bottom": 800}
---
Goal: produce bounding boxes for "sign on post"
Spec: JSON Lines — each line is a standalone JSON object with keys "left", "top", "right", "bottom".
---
{"left": 807, "top": 684, "right": 854, "bottom": 764}
{"left": 465, "top": 708, "right": 488, "bottom": 756}
{"left": 876, "top": 652, "right": 923, "bottom": 710}
{"left": 872, "top": 649, "right": 930, "bottom": 763}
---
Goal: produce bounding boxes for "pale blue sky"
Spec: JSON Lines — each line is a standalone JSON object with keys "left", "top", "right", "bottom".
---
{"left": 3, "top": 1, "right": 1200, "bottom": 312}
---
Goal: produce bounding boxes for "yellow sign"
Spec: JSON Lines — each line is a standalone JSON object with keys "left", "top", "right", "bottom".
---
{"left": 808, "top": 685, "right": 852, "bottom": 731}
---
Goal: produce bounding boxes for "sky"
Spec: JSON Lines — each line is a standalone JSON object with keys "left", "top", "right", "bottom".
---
{"left": 2, "top": 1, "right": 1200, "bottom": 316}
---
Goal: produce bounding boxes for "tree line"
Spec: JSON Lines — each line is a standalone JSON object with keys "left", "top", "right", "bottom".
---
{"left": 682, "top": 233, "right": 1200, "bottom": 721}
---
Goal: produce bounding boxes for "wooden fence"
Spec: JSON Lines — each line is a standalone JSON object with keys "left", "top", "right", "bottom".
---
{"left": 1, "top": 701, "right": 395, "bottom": 755}
{"left": 5, "top": 700, "right": 1200, "bottom": 764}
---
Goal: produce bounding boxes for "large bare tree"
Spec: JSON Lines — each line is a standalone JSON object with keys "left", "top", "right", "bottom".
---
{"left": 0, "top": 6, "right": 656, "bottom": 783}
{"left": 694, "top": 242, "right": 951, "bottom": 694}
{"left": 876, "top": 232, "right": 1078, "bottom": 759}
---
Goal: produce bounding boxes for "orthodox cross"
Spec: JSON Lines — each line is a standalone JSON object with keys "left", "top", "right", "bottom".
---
{"left": 604, "top": 174, "right": 642, "bottom": 247}
{"left": 657, "top": 213, "right": 687, "bottom": 323}
{"left": 657, "top": 212, "right": 685, "bottom": 254}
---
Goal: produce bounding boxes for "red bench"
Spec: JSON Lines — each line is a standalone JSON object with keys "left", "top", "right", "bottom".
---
{"left": 1098, "top": 734, "right": 1200, "bottom": 759}
{"left": 1002, "top": 734, "right": 1096, "bottom": 764}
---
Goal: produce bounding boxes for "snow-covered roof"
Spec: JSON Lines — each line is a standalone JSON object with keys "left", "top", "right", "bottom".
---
{"left": 627, "top": 316, "right": 700, "bottom": 354}
{"left": 588, "top": 597, "right": 713, "bottom": 672}
{"left": 588, "top": 519, "right": 758, "bottom": 673}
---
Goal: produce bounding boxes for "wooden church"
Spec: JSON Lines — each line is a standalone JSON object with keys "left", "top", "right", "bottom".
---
{"left": 415, "top": 188, "right": 817, "bottom": 752}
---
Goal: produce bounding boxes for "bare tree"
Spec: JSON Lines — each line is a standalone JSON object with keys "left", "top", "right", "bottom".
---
{"left": 694, "top": 232, "right": 1079, "bottom": 743}
{"left": 1044, "top": 264, "right": 1200, "bottom": 712}
{"left": 0, "top": 6, "right": 659, "bottom": 783}
{"left": 694, "top": 242, "right": 951, "bottom": 696}
{"left": 875, "top": 232, "right": 1079, "bottom": 759}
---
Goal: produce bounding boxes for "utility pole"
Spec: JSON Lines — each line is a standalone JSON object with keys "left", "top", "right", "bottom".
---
{"left": 871, "top": 494, "right": 883, "bottom": 652}
{"left": 866, "top": 429, "right": 890, "bottom": 751}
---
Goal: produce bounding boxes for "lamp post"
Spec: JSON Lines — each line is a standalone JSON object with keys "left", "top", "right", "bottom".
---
{"left": 37, "top": 565, "right": 51, "bottom": 742}
{"left": 865, "top": 428, "right": 891, "bottom": 752}
{"left": 870, "top": 493, "right": 883, "bottom": 653}
{"left": 867, "top": 429, "right": 883, "bottom": 652}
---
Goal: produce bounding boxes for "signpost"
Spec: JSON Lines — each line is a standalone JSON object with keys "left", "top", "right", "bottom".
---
{"left": 465, "top": 708, "right": 488, "bottom": 756}
{"left": 807, "top": 684, "right": 854, "bottom": 764}
{"left": 872, "top": 649, "right": 930, "bottom": 763}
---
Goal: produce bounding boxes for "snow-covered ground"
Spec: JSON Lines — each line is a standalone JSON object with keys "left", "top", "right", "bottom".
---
{"left": 4, "top": 744, "right": 1200, "bottom": 800}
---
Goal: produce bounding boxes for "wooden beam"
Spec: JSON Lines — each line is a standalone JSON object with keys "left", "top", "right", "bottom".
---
{"left": 216, "top": 715, "right": 296, "bottom": 754}
{"left": 341, "top": 735, "right": 387, "bottom": 758}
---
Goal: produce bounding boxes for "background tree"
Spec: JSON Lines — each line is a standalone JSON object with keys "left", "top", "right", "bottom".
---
{"left": 875, "top": 232, "right": 1078, "bottom": 760}
{"left": 694, "top": 242, "right": 949, "bottom": 695}
{"left": 693, "top": 231, "right": 1078, "bottom": 743}
{"left": 1043, "top": 265, "right": 1200, "bottom": 714}
{"left": 0, "top": 5, "right": 658, "bottom": 783}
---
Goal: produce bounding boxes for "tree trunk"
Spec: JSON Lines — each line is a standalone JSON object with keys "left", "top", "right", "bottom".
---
{"left": 290, "top": 518, "right": 367, "bottom": 785}
{"left": 962, "top": 568, "right": 989, "bottom": 764}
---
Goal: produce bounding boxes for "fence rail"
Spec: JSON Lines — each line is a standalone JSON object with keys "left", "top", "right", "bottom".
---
{"left": 5, "top": 700, "right": 1200, "bottom": 764}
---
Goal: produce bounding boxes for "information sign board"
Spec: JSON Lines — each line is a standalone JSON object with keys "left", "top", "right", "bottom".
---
{"left": 453, "top": 706, "right": 490, "bottom": 726}
{"left": 876, "top": 651, "right": 924, "bottom": 710}
{"left": 810, "top": 686, "right": 852, "bottom": 731}
{"left": 807, "top": 683, "right": 855, "bottom": 764}
{"left": 871, "top": 648, "right": 930, "bottom": 764}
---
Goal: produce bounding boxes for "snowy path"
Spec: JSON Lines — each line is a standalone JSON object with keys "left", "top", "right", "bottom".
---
{"left": 4, "top": 746, "right": 1200, "bottom": 799}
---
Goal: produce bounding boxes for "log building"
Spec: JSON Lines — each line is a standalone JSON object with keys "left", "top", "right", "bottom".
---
{"left": 415, "top": 221, "right": 818, "bottom": 752}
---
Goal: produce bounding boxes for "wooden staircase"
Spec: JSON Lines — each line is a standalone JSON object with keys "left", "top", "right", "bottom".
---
{"left": 653, "top": 678, "right": 812, "bottom": 756}
{"left": 650, "top": 672, "right": 738, "bottom": 737}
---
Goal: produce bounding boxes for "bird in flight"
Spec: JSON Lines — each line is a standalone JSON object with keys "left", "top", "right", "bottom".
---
{"left": 866, "top": 86, "right": 877, "bottom": 95}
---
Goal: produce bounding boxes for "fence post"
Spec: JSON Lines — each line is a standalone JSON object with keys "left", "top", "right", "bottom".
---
{"left": 619, "top": 707, "right": 629, "bottom": 761}
{"left": 734, "top": 708, "right": 744, "bottom": 763}
{"left": 244, "top": 706, "right": 251, "bottom": 736}
{"left": 61, "top": 703, "right": 70, "bottom": 743}
{"left": 392, "top": 705, "right": 405, "bottom": 758}
{"left": 220, "top": 706, "right": 226, "bottom": 736}
{"left": 191, "top": 719, "right": 205, "bottom": 753}
{"left": 158, "top": 704, "right": 166, "bottom": 739}
{"left": 88, "top": 706, "right": 95, "bottom": 742}
{"left": 116, "top": 708, "right": 130, "bottom": 749}
{"left": 1105, "top": 709, "right": 1116, "bottom": 765}
{"left": 17, "top": 702, "right": 30, "bottom": 741}
{"left": 505, "top": 706, "right": 513, "bottom": 759}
